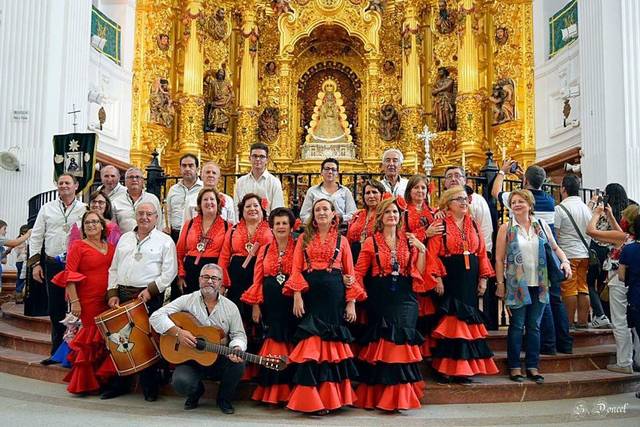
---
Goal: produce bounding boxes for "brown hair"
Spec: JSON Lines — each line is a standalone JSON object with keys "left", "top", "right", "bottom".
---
{"left": 302, "top": 198, "right": 336, "bottom": 249}
{"left": 373, "top": 198, "right": 402, "bottom": 234}
{"left": 88, "top": 190, "right": 113, "bottom": 221}
{"left": 237, "top": 193, "right": 267, "bottom": 221}
{"left": 81, "top": 211, "right": 107, "bottom": 241}
{"left": 362, "top": 179, "right": 386, "bottom": 203}
{"left": 195, "top": 187, "right": 223, "bottom": 216}
{"left": 404, "top": 174, "right": 429, "bottom": 205}
{"left": 269, "top": 207, "right": 295, "bottom": 228}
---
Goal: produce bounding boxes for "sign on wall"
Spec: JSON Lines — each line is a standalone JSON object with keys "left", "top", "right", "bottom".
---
{"left": 91, "top": 6, "right": 121, "bottom": 65}
{"left": 549, "top": 0, "right": 578, "bottom": 58}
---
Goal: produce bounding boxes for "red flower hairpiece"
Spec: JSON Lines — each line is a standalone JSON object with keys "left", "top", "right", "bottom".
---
{"left": 217, "top": 194, "right": 226, "bottom": 208}
{"left": 428, "top": 181, "right": 436, "bottom": 195}
{"left": 293, "top": 218, "right": 302, "bottom": 231}
{"left": 260, "top": 197, "right": 269, "bottom": 211}
{"left": 382, "top": 192, "right": 393, "bottom": 201}
{"left": 395, "top": 196, "right": 408, "bottom": 211}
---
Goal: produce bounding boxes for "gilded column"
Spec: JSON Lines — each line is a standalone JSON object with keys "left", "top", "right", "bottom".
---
{"left": 401, "top": 5, "right": 424, "bottom": 173}
{"left": 455, "top": 0, "right": 485, "bottom": 171}
{"left": 237, "top": 4, "right": 259, "bottom": 171}
{"left": 178, "top": 0, "right": 205, "bottom": 160}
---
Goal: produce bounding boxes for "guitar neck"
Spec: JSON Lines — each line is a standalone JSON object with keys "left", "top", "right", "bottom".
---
{"left": 203, "top": 341, "right": 264, "bottom": 366}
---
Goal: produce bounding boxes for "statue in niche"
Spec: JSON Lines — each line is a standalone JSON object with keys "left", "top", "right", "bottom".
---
{"left": 306, "top": 79, "right": 352, "bottom": 145}
{"left": 149, "top": 78, "right": 175, "bottom": 128}
{"left": 258, "top": 107, "right": 280, "bottom": 143}
{"left": 432, "top": 67, "right": 457, "bottom": 132}
{"left": 365, "top": 0, "right": 385, "bottom": 14}
{"left": 156, "top": 33, "right": 170, "bottom": 51}
{"left": 382, "top": 60, "right": 396, "bottom": 75}
{"left": 379, "top": 104, "right": 400, "bottom": 141}
{"left": 207, "top": 8, "right": 230, "bottom": 41}
{"left": 495, "top": 27, "right": 509, "bottom": 46}
{"left": 204, "top": 68, "right": 234, "bottom": 134}
{"left": 435, "top": 0, "right": 456, "bottom": 35}
{"left": 265, "top": 61, "right": 277, "bottom": 76}
{"left": 489, "top": 79, "right": 516, "bottom": 125}
{"left": 271, "top": 0, "right": 293, "bottom": 15}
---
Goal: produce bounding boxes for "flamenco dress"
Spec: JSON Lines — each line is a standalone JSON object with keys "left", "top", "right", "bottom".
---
{"left": 426, "top": 215, "right": 499, "bottom": 378}
{"left": 219, "top": 219, "right": 273, "bottom": 380}
{"left": 241, "top": 237, "right": 297, "bottom": 404}
{"left": 283, "top": 230, "right": 366, "bottom": 413}
{"left": 354, "top": 233, "right": 426, "bottom": 411}
{"left": 51, "top": 240, "right": 117, "bottom": 394}
{"left": 403, "top": 204, "right": 438, "bottom": 357}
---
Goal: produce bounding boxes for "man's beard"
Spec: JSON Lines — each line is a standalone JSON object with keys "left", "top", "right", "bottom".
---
{"left": 201, "top": 285, "right": 218, "bottom": 298}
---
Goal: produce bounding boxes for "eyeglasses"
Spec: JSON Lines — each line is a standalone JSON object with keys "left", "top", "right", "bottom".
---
{"left": 450, "top": 197, "right": 468, "bottom": 204}
{"left": 126, "top": 175, "right": 143, "bottom": 180}
{"left": 199, "top": 275, "right": 222, "bottom": 282}
{"left": 445, "top": 173, "right": 464, "bottom": 180}
{"left": 90, "top": 200, "right": 106, "bottom": 205}
{"left": 322, "top": 167, "right": 338, "bottom": 173}
{"left": 250, "top": 154, "right": 267, "bottom": 160}
{"left": 83, "top": 220, "right": 101, "bottom": 225}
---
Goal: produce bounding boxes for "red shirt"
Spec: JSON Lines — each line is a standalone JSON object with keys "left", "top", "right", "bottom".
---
{"left": 176, "top": 215, "right": 228, "bottom": 278}
{"left": 219, "top": 220, "right": 273, "bottom": 286}
{"left": 346, "top": 208, "right": 377, "bottom": 244}
{"left": 403, "top": 203, "right": 435, "bottom": 242}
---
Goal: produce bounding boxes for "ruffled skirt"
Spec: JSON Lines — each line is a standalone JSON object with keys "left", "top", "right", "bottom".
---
{"left": 64, "top": 324, "right": 117, "bottom": 394}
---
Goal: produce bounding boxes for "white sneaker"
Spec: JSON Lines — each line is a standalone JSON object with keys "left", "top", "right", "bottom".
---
{"left": 589, "top": 315, "right": 613, "bottom": 329}
{"left": 607, "top": 363, "right": 633, "bottom": 374}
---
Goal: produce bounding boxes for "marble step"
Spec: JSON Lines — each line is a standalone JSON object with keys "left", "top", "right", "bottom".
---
{"left": 486, "top": 329, "right": 615, "bottom": 351}
{"left": 490, "top": 345, "right": 616, "bottom": 374}
{"left": 0, "top": 347, "right": 67, "bottom": 384}
{"left": 0, "top": 319, "right": 51, "bottom": 355}
{"left": 1, "top": 302, "right": 50, "bottom": 334}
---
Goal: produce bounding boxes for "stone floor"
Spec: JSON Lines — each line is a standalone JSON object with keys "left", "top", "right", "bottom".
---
{"left": 0, "top": 373, "right": 638, "bottom": 427}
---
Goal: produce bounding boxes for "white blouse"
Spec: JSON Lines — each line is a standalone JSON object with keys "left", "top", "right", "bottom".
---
{"left": 514, "top": 217, "right": 540, "bottom": 287}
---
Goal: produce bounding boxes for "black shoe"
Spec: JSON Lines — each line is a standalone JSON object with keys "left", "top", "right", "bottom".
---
{"left": 540, "top": 350, "right": 557, "bottom": 356}
{"left": 40, "top": 358, "right": 59, "bottom": 366}
{"left": 217, "top": 399, "right": 235, "bottom": 414}
{"left": 100, "top": 387, "right": 127, "bottom": 400}
{"left": 184, "top": 384, "right": 204, "bottom": 410}
{"left": 452, "top": 376, "right": 473, "bottom": 384}
{"left": 526, "top": 370, "right": 544, "bottom": 384}
{"left": 509, "top": 374, "right": 525, "bottom": 383}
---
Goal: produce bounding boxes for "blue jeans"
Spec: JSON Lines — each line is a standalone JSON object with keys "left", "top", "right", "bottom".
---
{"left": 507, "top": 287, "right": 547, "bottom": 370}
{"left": 15, "top": 262, "right": 25, "bottom": 294}
{"left": 539, "top": 279, "right": 573, "bottom": 353}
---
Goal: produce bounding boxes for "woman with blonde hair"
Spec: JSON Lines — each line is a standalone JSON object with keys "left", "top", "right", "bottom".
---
{"left": 495, "top": 189, "right": 571, "bottom": 383}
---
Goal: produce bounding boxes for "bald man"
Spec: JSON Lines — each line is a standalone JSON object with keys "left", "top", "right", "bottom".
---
{"left": 99, "top": 165, "right": 126, "bottom": 200}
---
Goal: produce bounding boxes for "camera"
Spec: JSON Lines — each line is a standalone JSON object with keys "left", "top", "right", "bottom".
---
{"left": 509, "top": 162, "right": 518, "bottom": 173}
{"left": 602, "top": 194, "right": 610, "bottom": 206}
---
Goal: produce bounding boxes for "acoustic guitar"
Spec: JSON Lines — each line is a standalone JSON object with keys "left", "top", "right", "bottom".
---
{"left": 159, "top": 312, "right": 287, "bottom": 371}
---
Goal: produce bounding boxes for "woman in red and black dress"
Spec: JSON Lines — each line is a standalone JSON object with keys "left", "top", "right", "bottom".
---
{"left": 427, "top": 186, "right": 498, "bottom": 383}
{"left": 403, "top": 174, "right": 443, "bottom": 358}
{"left": 51, "top": 211, "right": 116, "bottom": 395}
{"left": 354, "top": 197, "right": 427, "bottom": 411}
{"left": 176, "top": 187, "right": 228, "bottom": 295}
{"left": 241, "top": 207, "right": 297, "bottom": 405}
{"left": 284, "top": 198, "right": 366, "bottom": 415}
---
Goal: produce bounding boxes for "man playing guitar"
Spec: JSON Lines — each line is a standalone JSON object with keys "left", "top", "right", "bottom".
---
{"left": 149, "top": 263, "right": 246, "bottom": 414}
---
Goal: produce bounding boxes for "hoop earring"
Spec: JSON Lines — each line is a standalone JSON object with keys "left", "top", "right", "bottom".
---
{"left": 331, "top": 217, "right": 338, "bottom": 226}
{"left": 312, "top": 219, "right": 318, "bottom": 228}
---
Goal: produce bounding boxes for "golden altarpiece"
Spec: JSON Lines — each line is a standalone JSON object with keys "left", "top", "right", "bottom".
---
{"left": 130, "top": 0, "right": 536, "bottom": 177}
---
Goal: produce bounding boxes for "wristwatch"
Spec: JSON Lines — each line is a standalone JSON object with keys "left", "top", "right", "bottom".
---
{"left": 498, "top": 170, "right": 506, "bottom": 176}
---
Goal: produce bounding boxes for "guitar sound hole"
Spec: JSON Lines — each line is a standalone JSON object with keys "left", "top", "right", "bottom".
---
{"left": 195, "top": 338, "right": 206, "bottom": 351}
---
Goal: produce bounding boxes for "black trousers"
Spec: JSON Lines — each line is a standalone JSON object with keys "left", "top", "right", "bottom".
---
{"left": 172, "top": 357, "right": 245, "bottom": 402}
{"left": 43, "top": 259, "right": 66, "bottom": 355}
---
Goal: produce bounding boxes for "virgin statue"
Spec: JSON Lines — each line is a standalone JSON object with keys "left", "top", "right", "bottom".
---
{"left": 305, "top": 80, "right": 352, "bottom": 145}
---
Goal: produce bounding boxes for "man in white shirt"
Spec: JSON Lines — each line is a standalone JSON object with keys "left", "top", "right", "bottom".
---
{"left": 554, "top": 174, "right": 593, "bottom": 328}
{"left": 149, "top": 263, "right": 246, "bottom": 414}
{"left": 164, "top": 154, "right": 203, "bottom": 240}
{"left": 29, "top": 173, "right": 86, "bottom": 363}
{"left": 183, "top": 161, "right": 236, "bottom": 224}
{"left": 233, "top": 142, "right": 284, "bottom": 215}
{"left": 443, "top": 166, "right": 494, "bottom": 253}
{"left": 111, "top": 167, "right": 163, "bottom": 233}
{"left": 105, "top": 202, "right": 177, "bottom": 401}
{"left": 98, "top": 165, "right": 126, "bottom": 201}
{"left": 380, "top": 148, "right": 409, "bottom": 197}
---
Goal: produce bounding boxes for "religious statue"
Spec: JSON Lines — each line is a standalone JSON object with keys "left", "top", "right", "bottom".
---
{"left": 265, "top": 61, "right": 277, "bottom": 76}
{"left": 149, "top": 78, "right": 175, "bottom": 128}
{"left": 432, "top": 67, "right": 456, "bottom": 132}
{"left": 378, "top": 104, "right": 400, "bottom": 141}
{"left": 382, "top": 59, "right": 396, "bottom": 75}
{"left": 204, "top": 68, "right": 234, "bottom": 134}
{"left": 271, "top": 0, "right": 293, "bottom": 15}
{"left": 207, "top": 8, "right": 230, "bottom": 40}
{"left": 495, "top": 27, "right": 509, "bottom": 46}
{"left": 258, "top": 107, "right": 280, "bottom": 143}
{"left": 365, "top": 0, "right": 385, "bottom": 14}
{"left": 435, "top": 0, "right": 456, "bottom": 35}
{"left": 306, "top": 80, "right": 352, "bottom": 145}
{"left": 156, "top": 33, "right": 170, "bottom": 51}
{"left": 488, "top": 79, "right": 515, "bottom": 125}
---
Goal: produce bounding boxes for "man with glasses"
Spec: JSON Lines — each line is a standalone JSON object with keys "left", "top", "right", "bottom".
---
{"left": 299, "top": 157, "right": 357, "bottom": 223}
{"left": 164, "top": 154, "right": 203, "bottom": 240}
{"left": 98, "top": 165, "right": 126, "bottom": 201}
{"left": 443, "top": 165, "right": 493, "bottom": 253}
{"left": 380, "top": 148, "right": 408, "bottom": 197}
{"left": 149, "top": 263, "right": 246, "bottom": 414}
{"left": 111, "top": 167, "right": 163, "bottom": 233}
{"left": 233, "top": 142, "right": 284, "bottom": 215}
{"left": 105, "top": 202, "right": 177, "bottom": 401}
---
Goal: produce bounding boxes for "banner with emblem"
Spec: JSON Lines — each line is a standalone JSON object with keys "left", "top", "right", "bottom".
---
{"left": 53, "top": 132, "right": 98, "bottom": 193}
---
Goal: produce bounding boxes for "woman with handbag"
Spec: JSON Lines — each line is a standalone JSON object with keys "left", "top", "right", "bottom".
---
{"left": 495, "top": 189, "right": 572, "bottom": 384}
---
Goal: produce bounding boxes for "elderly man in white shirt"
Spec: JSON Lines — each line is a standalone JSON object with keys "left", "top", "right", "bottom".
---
{"left": 111, "top": 167, "right": 163, "bottom": 233}
{"left": 105, "top": 202, "right": 177, "bottom": 401}
{"left": 98, "top": 165, "right": 126, "bottom": 201}
{"left": 183, "top": 161, "right": 236, "bottom": 224}
{"left": 234, "top": 142, "right": 284, "bottom": 215}
{"left": 380, "top": 148, "right": 409, "bottom": 197}
{"left": 554, "top": 174, "right": 593, "bottom": 329}
{"left": 443, "top": 166, "right": 494, "bottom": 253}
{"left": 150, "top": 263, "right": 246, "bottom": 414}
{"left": 29, "top": 174, "right": 86, "bottom": 363}
{"left": 164, "top": 154, "right": 203, "bottom": 240}
{"left": 300, "top": 158, "right": 357, "bottom": 223}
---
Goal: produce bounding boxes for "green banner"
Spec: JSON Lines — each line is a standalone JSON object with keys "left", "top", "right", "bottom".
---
{"left": 53, "top": 133, "right": 98, "bottom": 193}
{"left": 91, "top": 6, "right": 121, "bottom": 65}
{"left": 549, "top": 0, "right": 578, "bottom": 58}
